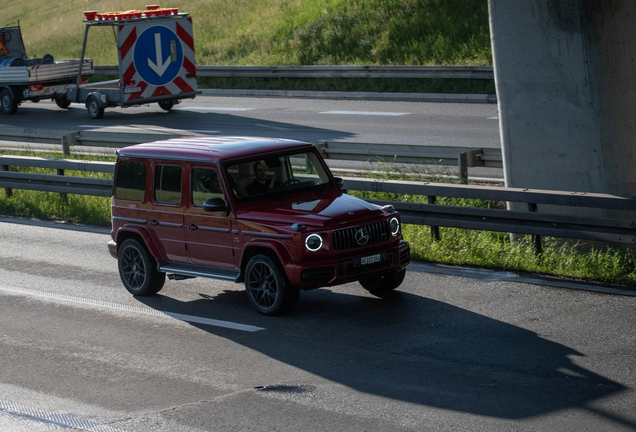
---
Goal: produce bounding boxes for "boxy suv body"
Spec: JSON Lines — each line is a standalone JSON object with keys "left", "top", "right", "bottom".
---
{"left": 108, "top": 136, "right": 410, "bottom": 315}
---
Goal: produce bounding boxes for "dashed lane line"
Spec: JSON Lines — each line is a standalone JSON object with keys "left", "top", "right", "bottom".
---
{"left": 0, "top": 285, "right": 266, "bottom": 332}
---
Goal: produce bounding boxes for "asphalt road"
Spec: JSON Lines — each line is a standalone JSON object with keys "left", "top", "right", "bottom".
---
{"left": 3, "top": 95, "right": 500, "bottom": 148}
{"left": 0, "top": 216, "right": 634, "bottom": 431}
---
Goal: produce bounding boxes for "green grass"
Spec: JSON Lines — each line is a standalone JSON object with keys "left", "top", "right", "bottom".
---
{"left": 2, "top": 149, "right": 635, "bottom": 286}
{"left": 1, "top": 0, "right": 492, "bottom": 67}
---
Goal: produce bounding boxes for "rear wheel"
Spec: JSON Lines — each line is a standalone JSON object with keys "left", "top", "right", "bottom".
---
{"left": 86, "top": 95, "right": 104, "bottom": 119}
{"left": 245, "top": 254, "right": 299, "bottom": 315}
{"left": 1, "top": 89, "right": 18, "bottom": 115}
{"left": 359, "top": 269, "right": 406, "bottom": 295}
{"left": 117, "top": 239, "right": 165, "bottom": 296}
{"left": 55, "top": 98, "right": 71, "bottom": 109}
{"left": 158, "top": 99, "right": 174, "bottom": 111}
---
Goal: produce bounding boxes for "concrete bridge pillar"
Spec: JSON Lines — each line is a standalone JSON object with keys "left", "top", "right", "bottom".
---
{"left": 488, "top": 0, "right": 636, "bottom": 204}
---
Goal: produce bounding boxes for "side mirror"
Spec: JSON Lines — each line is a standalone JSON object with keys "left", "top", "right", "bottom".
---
{"left": 203, "top": 197, "right": 227, "bottom": 212}
{"left": 334, "top": 176, "right": 344, "bottom": 190}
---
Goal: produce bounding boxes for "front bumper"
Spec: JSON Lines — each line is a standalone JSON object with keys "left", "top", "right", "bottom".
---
{"left": 286, "top": 240, "right": 410, "bottom": 289}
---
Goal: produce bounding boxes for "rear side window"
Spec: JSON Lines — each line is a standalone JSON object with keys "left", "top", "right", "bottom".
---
{"left": 115, "top": 161, "right": 146, "bottom": 201}
{"left": 154, "top": 165, "right": 182, "bottom": 204}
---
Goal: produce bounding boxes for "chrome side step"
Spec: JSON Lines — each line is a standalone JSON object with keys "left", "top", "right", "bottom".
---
{"left": 158, "top": 263, "right": 240, "bottom": 282}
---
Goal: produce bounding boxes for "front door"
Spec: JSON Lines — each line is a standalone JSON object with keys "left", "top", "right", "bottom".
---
{"left": 184, "top": 166, "right": 235, "bottom": 269}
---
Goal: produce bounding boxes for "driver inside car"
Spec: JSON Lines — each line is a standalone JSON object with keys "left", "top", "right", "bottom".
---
{"left": 247, "top": 162, "right": 280, "bottom": 195}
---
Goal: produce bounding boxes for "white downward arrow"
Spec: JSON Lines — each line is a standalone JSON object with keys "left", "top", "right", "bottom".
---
{"left": 148, "top": 33, "right": 171, "bottom": 76}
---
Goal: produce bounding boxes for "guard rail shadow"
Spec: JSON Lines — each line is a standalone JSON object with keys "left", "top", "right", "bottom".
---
{"left": 1, "top": 155, "right": 635, "bottom": 253}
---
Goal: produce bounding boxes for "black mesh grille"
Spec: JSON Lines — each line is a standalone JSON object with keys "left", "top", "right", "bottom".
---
{"left": 333, "top": 221, "right": 389, "bottom": 251}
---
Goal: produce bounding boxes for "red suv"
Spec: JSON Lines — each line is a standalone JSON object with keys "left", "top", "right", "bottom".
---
{"left": 108, "top": 136, "right": 410, "bottom": 315}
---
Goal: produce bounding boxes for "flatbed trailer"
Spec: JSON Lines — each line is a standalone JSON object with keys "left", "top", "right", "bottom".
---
{"left": 66, "top": 7, "right": 199, "bottom": 119}
{"left": 0, "top": 25, "right": 93, "bottom": 114}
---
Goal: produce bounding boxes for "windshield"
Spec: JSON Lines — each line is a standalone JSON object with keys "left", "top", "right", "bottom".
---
{"left": 225, "top": 150, "right": 332, "bottom": 200}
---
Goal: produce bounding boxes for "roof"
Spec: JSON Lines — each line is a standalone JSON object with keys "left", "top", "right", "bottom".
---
{"left": 116, "top": 136, "right": 313, "bottom": 162}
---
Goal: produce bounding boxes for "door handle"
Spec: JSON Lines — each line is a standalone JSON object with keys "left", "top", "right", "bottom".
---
{"left": 149, "top": 220, "right": 159, "bottom": 226}
{"left": 188, "top": 224, "right": 198, "bottom": 231}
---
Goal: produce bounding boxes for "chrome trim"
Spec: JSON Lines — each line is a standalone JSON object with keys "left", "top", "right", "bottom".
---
{"left": 198, "top": 226, "right": 231, "bottom": 233}
{"left": 113, "top": 216, "right": 146, "bottom": 224}
{"left": 243, "top": 231, "right": 293, "bottom": 240}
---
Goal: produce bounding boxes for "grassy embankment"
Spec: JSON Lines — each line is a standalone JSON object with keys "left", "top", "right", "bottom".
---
{"left": 1, "top": 0, "right": 494, "bottom": 94}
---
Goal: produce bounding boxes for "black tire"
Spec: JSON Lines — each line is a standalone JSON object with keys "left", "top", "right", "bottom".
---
{"left": 55, "top": 98, "right": 71, "bottom": 109}
{"left": 245, "top": 254, "right": 299, "bottom": 315}
{"left": 1, "top": 89, "right": 18, "bottom": 115}
{"left": 158, "top": 99, "right": 174, "bottom": 111}
{"left": 117, "top": 239, "right": 165, "bottom": 296}
{"left": 359, "top": 269, "right": 406, "bottom": 295}
{"left": 86, "top": 95, "right": 104, "bottom": 119}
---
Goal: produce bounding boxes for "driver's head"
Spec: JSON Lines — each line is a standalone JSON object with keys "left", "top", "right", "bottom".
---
{"left": 254, "top": 162, "right": 268, "bottom": 182}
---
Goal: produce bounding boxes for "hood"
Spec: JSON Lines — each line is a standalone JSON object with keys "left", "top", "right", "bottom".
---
{"left": 235, "top": 190, "right": 385, "bottom": 229}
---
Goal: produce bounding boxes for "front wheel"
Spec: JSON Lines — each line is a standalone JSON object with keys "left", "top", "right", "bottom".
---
{"left": 359, "top": 269, "right": 406, "bottom": 295}
{"left": 158, "top": 100, "right": 174, "bottom": 111}
{"left": 86, "top": 95, "right": 104, "bottom": 119}
{"left": 245, "top": 254, "right": 299, "bottom": 315}
{"left": 117, "top": 239, "right": 165, "bottom": 296}
{"left": 1, "top": 89, "right": 18, "bottom": 115}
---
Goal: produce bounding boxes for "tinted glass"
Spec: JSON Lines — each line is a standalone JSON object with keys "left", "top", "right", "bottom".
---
{"left": 115, "top": 161, "right": 146, "bottom": 201}
{"left": 191, "top": 168, "right": 223, "bottom": 206}
{"left": 154, "top": 165, "right": 182, "bottom": 204}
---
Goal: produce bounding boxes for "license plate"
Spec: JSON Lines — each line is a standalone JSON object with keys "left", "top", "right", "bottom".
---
{"left": 124, "top": 87, "right": 141, "bottom": 94}
{"left": 360, "top": 253, "right": 382, "bottom": 265}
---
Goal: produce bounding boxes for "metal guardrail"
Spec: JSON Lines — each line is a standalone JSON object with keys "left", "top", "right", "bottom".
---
{"left": 0, "top": 127, "right": 503, "bottom": 183}
{"left": 1, "top": 155, "right": 635, "bottom": 252}
{"left": 94, "top": 65, "right": 495, "bottom": 80}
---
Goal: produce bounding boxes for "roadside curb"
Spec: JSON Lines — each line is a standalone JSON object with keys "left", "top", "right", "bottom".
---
{"left": 200, "top": 88, "right": 497, "bottom": 104}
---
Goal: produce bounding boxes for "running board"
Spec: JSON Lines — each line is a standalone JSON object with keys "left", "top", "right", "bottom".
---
{"left": 158, "top": 263, "right": 240, "bottom": 282}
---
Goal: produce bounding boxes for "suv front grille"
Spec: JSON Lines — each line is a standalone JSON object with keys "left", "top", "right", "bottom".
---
{"left": 332, "top": 221, "right": 389, "bottom": 251}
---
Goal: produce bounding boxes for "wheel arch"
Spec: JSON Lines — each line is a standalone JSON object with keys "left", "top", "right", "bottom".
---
{"left": 237, "top": 243, "right": 291, "bottom": 283}
{"left": 115, "top": 226, "right": 165, "bottom": 263}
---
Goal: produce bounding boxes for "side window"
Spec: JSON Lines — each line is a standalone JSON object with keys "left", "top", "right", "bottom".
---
{"left": 191, "top": 167, "right": 223, "bottom": 206}
{"left": 154, "top": 165, "right": 182, "bottom": 204}
{"left": 115, "top": 161, "right": 146, "bottom": 201}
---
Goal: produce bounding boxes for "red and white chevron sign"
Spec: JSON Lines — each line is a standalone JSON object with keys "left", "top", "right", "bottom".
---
{"left": 117, "top": 15, "right": 197, "bottom": 103}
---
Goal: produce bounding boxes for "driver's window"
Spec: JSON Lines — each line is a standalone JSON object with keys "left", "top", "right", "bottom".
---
{"left": 191, "top": 168, "right": 223, "bottom": 206}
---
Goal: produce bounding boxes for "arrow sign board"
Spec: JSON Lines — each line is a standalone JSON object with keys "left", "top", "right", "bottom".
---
{"left": 134, "top": 26, "right": 183, "bottom": 86}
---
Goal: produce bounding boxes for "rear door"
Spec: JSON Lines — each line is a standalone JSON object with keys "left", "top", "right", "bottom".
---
{"left": 147, "top": 162, "right": 187, "bottom": 262}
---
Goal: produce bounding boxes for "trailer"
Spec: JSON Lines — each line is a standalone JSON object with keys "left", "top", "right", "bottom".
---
{"left": 66, "top": 7, "right": 199, "bottom": 119}
{"left": 0, "top": 25, "right": 94, "bottom": 114}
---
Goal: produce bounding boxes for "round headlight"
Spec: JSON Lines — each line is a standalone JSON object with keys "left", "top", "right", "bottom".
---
{"left": 390, "top": 217, "right": 400, "bottom": 235}
{"left": 305, "top": 234, "right": 323, "bottom": 251}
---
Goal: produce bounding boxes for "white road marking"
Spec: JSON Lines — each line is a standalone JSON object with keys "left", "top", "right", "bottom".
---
{"left": 177, "top": 106, "right": 255, "bottom": 111}
{"left": 487, "top": 116, "right": 499, "bottom": 120}
{"left": 78, "top": 125, "right": 219, "bottom": 134}
{"left": 0, "top": 285, "right": 265, "bottom": 332}
{"left": 319, "top": 110, "right": 410, "bottom": 116}
{"left": 0, "top": 399, "right": 118, "bottom": 432}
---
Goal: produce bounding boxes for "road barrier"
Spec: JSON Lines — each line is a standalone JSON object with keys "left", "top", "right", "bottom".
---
{"left": 1, "top": 154, "right": 635, "bottom": 252}
{"left": 95, "top": 65, "right": 495, "bottom": 80}
{"left": 0, "top": 126, "right": 503, "bottom": 183}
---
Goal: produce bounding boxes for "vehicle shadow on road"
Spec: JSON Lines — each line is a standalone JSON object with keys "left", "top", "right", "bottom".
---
{"left": 135, "top": 282, "right": 628, "bottom": 422}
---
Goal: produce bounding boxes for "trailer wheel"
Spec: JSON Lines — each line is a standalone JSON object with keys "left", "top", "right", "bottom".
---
{"left": 158, "top": 100, "right": 174, "bottom": 111}
{"left": 1, "top": 89, "right": 18, "bottom": 115}
{"left": 55, "top": 98, "right": 71, "bottom": 109}
{"left": 86, "top": 95, "right": 104, "bottom": 119}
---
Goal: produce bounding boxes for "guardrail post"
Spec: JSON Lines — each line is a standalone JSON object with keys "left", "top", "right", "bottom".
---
{"left": 1, "top": 165, "right": 12, "bottom": 198}
{"left": 57, "top": 169, "right": 68, "bottom": 201}
{"left": 528, "top": 203, "right": 542, "bottom": 254}
{"left": 428, "top": 195, "right": 441, "bottom": 240}
{"left": 61, "top": 133, "right": 78, "bottom": 156}
{"left": 458, "top": 152, "right": 468, "bottom": 184}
